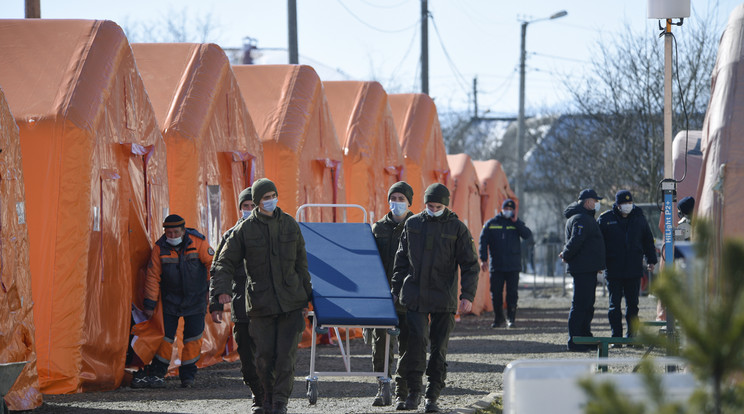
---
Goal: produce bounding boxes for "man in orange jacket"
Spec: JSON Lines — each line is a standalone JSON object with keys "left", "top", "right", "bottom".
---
{"left": 131, "top": 214, "right": 214, "bottom": 389}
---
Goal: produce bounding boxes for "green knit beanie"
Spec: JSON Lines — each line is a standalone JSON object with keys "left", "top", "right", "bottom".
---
{"left": 424, "top": 183, "right": 450, "bottom": 206}
{"left": 251, "top": 178, "right": 278, "bottom": 204}
{"left": 388, "top": 181, "right": 414, "bottom": 206}
{"left": 238, "top": 187, "right": 252, "bottom": 208}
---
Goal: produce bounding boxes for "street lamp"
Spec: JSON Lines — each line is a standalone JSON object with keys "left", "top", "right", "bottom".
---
{"left": 515, "top": 10, "right": 567, "bottom": 205}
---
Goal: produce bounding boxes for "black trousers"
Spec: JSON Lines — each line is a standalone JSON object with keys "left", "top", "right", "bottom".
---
{"left": 568, "top": 272, "right": 596, "bottom": 345}
{"left": 606, "top": 277, "right": 641, "bottom": 338}
{"left": 489, "top": 271, "right": 519, "bottom": 311}
{"left": 233, "top": 321, "right": 263, "bottom": 397}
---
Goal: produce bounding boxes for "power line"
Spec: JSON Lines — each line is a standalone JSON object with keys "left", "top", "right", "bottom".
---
{"left": 531, "top": 52, "right": 589, "bottom": 64}
{"left": 355, "top": 0, "right": 411, "bottom": 9}
{"left": 335, "top": 0, "right": 419, "bottom": 33}
{"left": 429, "top": 13, "right": 469, "bottom": 92}
{"left": 390, "top": 20, "right": 421, "bottom": 80}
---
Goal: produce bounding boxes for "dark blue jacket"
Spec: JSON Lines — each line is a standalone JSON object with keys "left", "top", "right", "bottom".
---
{"left": 561, "top": 202, "right": 605, "bottom": 274}
{"left": 479, "top": 214, "right": 532, "bottom": 272}
{"left": 598, "top": 205, "right": 658, "bottom": 279}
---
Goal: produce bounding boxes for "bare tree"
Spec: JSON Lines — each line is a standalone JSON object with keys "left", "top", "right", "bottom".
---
{"left": 529, "top": 11, "right": 718, "bottom": 205}
{"left": 120, "top": 7, "right": 222, "bottom": 44}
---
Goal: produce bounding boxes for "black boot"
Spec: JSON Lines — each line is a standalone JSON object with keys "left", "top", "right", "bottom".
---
{"left": 272, "top": 400, "right": 287, "bottom": 414}
{"left": 506, "top": 307, "right": 517, "bottom": 328}
{"left": 404, "top": 392, "right": 422, "bottom": 410}
{"left": 424, "top": 398, "right": 440, "bottom": 413}
{"left": 492, "top": 308, "right": 505, "bottom": 328}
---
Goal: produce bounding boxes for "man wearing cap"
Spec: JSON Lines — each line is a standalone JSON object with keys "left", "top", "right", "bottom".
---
{"left": 370, "top": 181, "right": 415, "bottom": 408}
{"left": 133, "top": 214, "right": 214, "bottom": 388}
{"left": 391, "top": 183, "right": 479, "bottom": 413}
{"left": 212, "top": 178, "right": 311, "bottom": 414}
{"left": 479, "top": 199, "right": 532, "bottom": 328}
{"left": 208, "top": 187, "right": 265, "bottom": 413}
{"left": 559, "top": 189, "right": 606, "bottom": 352}
{"left": 598, "top": 190, "right": 657, "bottom": 341}
{"left": 676, "top": 196, "right": 695, "bottom": 241}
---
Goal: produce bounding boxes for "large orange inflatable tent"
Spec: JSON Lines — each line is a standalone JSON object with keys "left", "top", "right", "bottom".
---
{"left": 0, "top": 19, "right": 169, "bottom": 393}
{"left": 473, "top": 159, "right": 519, "bottom": 314}
{"left": 388, "top": 93, "right": 450, "bottom": 212}
{"left": 324, "top": 81, "right": 404, "bottom": 223}
{"left": 446, "top": 153, "right": 488, "bottom": 315}
{"left": 0, "top": 86, "right": 41, "bottom": 410}
{"left": 131, "top": 43, "right": 264, "bottom": 369}
{"left": 697, "top": 4, "right": 744, "bottom": 239}
{"left": 232, "top": 65, "right": 345, "bottom": 222}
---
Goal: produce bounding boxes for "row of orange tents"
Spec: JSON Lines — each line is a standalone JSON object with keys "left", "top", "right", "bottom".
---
{"left": 0, "top": 19, "right": 516, "bottom": 410}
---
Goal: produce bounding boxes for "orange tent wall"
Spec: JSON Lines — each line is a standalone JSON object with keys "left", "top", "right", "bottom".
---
{"left": 446, "top": 154, "right": 488, "bottom": 315}
{"left": 0, "top": 87, "right": 42, "bottom": 410}
{"left": 697, "top": 5, "right": 744, "bottom": 238}
{"left": 233, "top": 65, "right": 345, "bottom": 222}
{"left": 388, "top": 94, "right": 450, "bottom": 212}
{"left": 324, "top": 81, "right": 403, "bottom": 223}
{"left": 131, "top": 43, "right": 263, "bottom": 370}
{"left": 0, "top": 19, "right": 168, "bottom": 394}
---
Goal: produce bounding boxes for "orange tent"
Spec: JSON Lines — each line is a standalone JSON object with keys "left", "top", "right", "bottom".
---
{"left": 0, "top": 86, "right": 41, "bottom": 410}
{"left": 697, "top": 4, "right": 744, "bottom": 237}
{"left": 232, "top": 65, "right": 345, "bottom": 222}
{"left": 324, "top": 81, "right": 403, "bottom": 223}
{"left": 447, "top": 154, "right": 488, "bottom": 315}
{"left": 0, "top": 19, "right": 168, "bottom": 393}
{"left": 388, "top": 94, "right": 450, "bottom": 212}
{"left": 131, "top": 43, "right": 264, "bottom": 369}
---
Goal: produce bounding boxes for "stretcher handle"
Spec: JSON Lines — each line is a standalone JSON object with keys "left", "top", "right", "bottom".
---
{"left": 296, "top": 203, "right": 368, "bottom": 223}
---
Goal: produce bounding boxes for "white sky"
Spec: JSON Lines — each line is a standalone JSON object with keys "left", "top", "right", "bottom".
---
{"left": 1, "top": 0, "right": 740, "bottom": 116}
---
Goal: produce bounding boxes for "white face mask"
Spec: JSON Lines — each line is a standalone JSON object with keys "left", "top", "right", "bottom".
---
{"left": 619, "top": 203, "right": 633, "bottom": 214}
{"left": 241, "top": 209, "right": 252, "bottom": 219}
{"left": 166, "top": 237, "right": 182, "bottom": 246}
{"left": 390, "top": 201, "right": 408, "bottom": 216}
{"left": 502, "top": 210, "right": 514, "bottom": 219}
{"left": 262, "top": 198, "right": 278, "bottom": 213}
{"left": 594, "top": 202, "right": 601, "bottom": 212}
{"left": 426, "top": 207, "right": 444, "bottom": 218}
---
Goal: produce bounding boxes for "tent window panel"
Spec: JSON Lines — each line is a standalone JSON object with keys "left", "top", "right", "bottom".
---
{"left": 206, "top": 185, "right": 221, "bottom": 248}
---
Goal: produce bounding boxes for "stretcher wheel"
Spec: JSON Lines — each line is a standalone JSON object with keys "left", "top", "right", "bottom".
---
{"left": 380, "top": 379, "right": 392, "bottom": 406}
{"left": 306, "top": 377, "right": 319, "bottom": 405}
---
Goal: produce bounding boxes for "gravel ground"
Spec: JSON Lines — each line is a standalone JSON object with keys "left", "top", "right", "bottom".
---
{"left": 33, "top": 278, "right": 661, "bottom": 414}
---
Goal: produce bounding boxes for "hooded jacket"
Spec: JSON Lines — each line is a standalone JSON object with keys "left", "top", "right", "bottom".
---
{"left": 211, "top": 207, "right": 312, "bottom": 317}
{"left": 391, "top": 209, "right": 479, "bottom": 313}
{"left": 372, "top": 210, "right": 414, "bottom": 313}
{"left": 561, "top": 202, "right": 606, "bottom": 274}
{"left": 479, "top": 213, "right": 532, "bottom": 272}
{"left": 598, "top": 204, "right": 658, "bottom": 279}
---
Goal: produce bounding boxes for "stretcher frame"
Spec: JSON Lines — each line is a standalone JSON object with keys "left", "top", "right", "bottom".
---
{"left": 297, "top": 204, "right": 399, "bottom": 405}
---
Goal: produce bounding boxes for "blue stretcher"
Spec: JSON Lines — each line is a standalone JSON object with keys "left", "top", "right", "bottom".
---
{"left": 297, "top": 204, "right": 399, "bottom": 405}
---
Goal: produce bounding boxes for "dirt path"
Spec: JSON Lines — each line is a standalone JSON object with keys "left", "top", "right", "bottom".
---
{"left": 35, "top": 283, "right": 662, "bottom": 413}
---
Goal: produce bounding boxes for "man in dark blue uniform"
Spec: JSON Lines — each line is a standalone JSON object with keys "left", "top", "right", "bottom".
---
{"left": 560, "top": 189, "right": 606, "bottom": 352}
{"left": 479, "top": 199, "right": 532, "bottom": 328}
{"left": 598, "top": 190, "right": 657, "bottom": 341}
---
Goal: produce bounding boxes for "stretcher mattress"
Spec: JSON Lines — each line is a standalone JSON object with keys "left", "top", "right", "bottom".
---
{"left": 300, "top": 222, "right": 398, "bottom": 327}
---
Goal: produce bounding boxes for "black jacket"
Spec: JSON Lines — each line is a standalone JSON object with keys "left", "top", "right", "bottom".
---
{"left": 372, "top": 211, "right": 413, "bottom": 313}
{"left": 598, "top": 205, "right": 658, "bottom": 279}
{"left": 391, "top": 209, "right": 479, "bottom": 313}
{"left": 478, "top": 214, "right": 532, "bottom": 272}
{"left": 561, "top": 202, "right": 606, "bottom": 274}
{"left": 209, "top": 217, "right": 250, "bottom": 323}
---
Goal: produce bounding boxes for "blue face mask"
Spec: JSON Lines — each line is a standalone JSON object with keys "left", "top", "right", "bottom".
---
{"left": 241, "top": 209, "right": 252, "bottom": 219}
{"left": 426, "top": 207, "right": 444, "bottom": 218}
{"left": 502, "top": 210, "right": 514, "bottom": 219}
{"left": 390, "top": 201, "right": 408, "bottom": 217}
{"left": 262, "top": 198, "right": 278, "bottom": 213}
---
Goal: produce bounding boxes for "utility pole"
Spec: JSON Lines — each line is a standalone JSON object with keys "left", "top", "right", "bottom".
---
{"left": 25, "top": 0, "right": 40, "bottom": 18}
{"left": 515, "top": 20, "right": 527, "bottom": 203}
{"left": 288, "top": 0, "right": 298, "bottom": 64}
{"left": 473, "top": 77, "right": 478, "bottom": 120}
{"left": 421, "top": 0, "right": 429, "bottom": 95}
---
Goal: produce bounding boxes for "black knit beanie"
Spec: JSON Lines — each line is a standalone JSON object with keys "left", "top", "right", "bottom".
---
{"left": 163, "top": 214, "right": 185, "bottom": 228}
{"left": 388, "top": 181, "right": 414, "bottom": 206}
{"left": 238, "top": 187, "right": 252, "bottom": 208}
{"left": 251, "top": 178, "right": 278, "bottom": 204}
{"left": 424, "top": 183, "right": 450, "bottom": 206}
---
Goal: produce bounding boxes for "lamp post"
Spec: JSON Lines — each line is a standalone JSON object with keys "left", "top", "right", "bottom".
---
{"left": 515, "top": 10, "right": 567, "bottom": 204}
